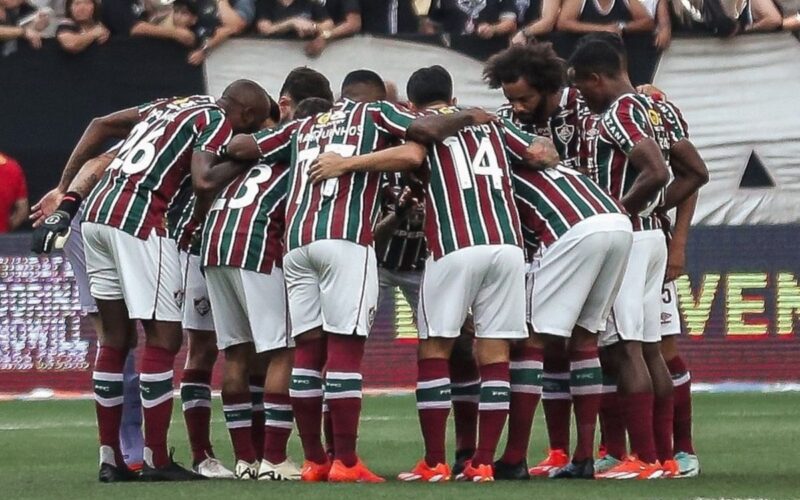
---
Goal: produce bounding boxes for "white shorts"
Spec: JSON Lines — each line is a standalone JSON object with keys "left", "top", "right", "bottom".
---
{"left": 180, "top": 251, "right": 215, "bottom": 331}
{"left": 419, "top": 244, "right": 527, "bottom": 340}
{"left": 528, "top": 214, "right": 633, "bottom": 337}
{"left": 82, "top": 222, "right": 182, "bottom": 322}
{"left": 600, "top": 229, "right": 668, "bottom": 346}
{"left": 283, "top": 240, "right": 378, "bottom": 338}
{"left": 205, "top": 266, "right": 291, "bottom": 352}
{"left": 63, "top": 206, "right": 98, "bottom": 314}
{"left": 660, "top": 280, "right": 682, "bottom": 336}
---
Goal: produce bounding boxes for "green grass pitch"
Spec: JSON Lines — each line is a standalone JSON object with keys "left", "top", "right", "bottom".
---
{"left": 1, "top": 393, "right": 799, "bottom": 499}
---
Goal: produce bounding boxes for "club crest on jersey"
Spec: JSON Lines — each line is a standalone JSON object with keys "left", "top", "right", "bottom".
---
{"left": 194, "top": 297, "right": 211, "bottom": 316}
{"left": 555, "top": 124, "right": 574, "bottom": 144}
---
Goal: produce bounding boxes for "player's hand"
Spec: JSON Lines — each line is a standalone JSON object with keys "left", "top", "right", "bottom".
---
{"left": 465, "top": 107, "right": 498, "bottom": 126}
{"left": 308, "top": 152, "right": 350, "bottom": 184}
{"left": 31, "top": 210, "right": 71, "bottom": 254}
{"left": 188, "top": 49, "right": 206, "bottom": 66}
{"left": 476, "top": 23, "right": 495, "bottom": 39}
{"left": 524, "top": 137, "right": 560, "bottom": 170}
{"left": 23, "top": 28, "right": 42, "bottom": 49}
{"left": 305, "top": 36, "right": 326, "bottom": 58}
{"left": 636, "top": 83, "right": 666, "bottom": 101}
{"left": 30, "top": 188, "right": 65, "bottom": 228}
{"left": 395, "top": 187, "right": 418, "bottom": 218}
{"left": 665, "top": 240, "right": 686, "bottom": 283}
{"left": 654, "top": 27, "right": 671, "bottom": 50}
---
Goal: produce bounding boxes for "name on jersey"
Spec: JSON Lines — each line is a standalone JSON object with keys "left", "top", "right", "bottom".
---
{"left": 298, "top": 124, "right": 364, "bottom": 144}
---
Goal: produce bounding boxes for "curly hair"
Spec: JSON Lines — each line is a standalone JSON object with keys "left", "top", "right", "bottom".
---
{"left": 483, "top": 42, "right": 565, "bottom": 94}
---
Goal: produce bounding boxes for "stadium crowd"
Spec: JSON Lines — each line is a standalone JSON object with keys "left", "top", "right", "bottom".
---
{"left": 1, "top": 0, "right": 798, "bottom": 60}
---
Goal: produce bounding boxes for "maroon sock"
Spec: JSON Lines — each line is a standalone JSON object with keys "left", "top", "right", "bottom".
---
{"left": 290, "top": 335, "right": 327, "bottom": 464}
{"left": 654, "top": 393, "right": 674, "bottom": 462}
{"left": 600, "top": 367, "right": 627, "bottom": 459}
{"left": 570, "top": 348, "right": 602, "bottom": 462}
{"left": 542, "top": 349, "right": 571, "bottom": 452}
{"left": 501, "top": 346, "right": 543, "bottom": 465}
{"left": 140, "top": 345, "right": 176, "bottom": 468}
{"left": 323, "top": 402, "right": 334, "bottom": 456}
{"left": 325, "top": 335, "right": 365, "bottom": 468}
{"left": 222, "top": 391, "right": 256, "bottom": 463}
{"left": 622, "top": 391, "right": 657, "bottom": 463}
{"left": 472, "top": 362, "right": 511, "bottom": 467}
{"left": 180, "top": 369, "right": 214, "bottom": 464}
{"left": 249, "top": 375, "right": 266, "bottom": 461}
{"left": 667, "top": 356, "right": 694, "bottom": 454}
{"left": 263, "top": 392, "right": 292, "bottom": 464}
{"left": 416, "top": 358, "right": 451, "bottom": 466}
{"left": 449, "top": 354, "right": 480, "bottom": 454}
{"left": 93, "top": 346, "right": 128, "bottom": 466}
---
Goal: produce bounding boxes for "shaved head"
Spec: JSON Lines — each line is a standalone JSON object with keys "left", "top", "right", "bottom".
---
{"left": 219, "top": 79, "right": 271, "bottom": 133}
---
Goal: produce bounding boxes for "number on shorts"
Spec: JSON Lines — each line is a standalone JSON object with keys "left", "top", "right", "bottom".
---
{"left": 443, "top": 136, "right": 503, "bottom": 190}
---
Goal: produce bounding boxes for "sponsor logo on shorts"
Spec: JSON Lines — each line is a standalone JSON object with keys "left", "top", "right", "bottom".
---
{"left": 368, "top": 306, "right": 376, "bottom": 329}
{"left": 661, "top": 312, "right": 672, "bottom": 325}
{"left": 194, "top": 297, "right": 211, "bottom": 316}
{"left": 174, "top": 290, "right": 185, "bottom": 308}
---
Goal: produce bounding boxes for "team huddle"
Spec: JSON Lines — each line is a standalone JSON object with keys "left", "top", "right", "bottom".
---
{"left": 31, "top": 33, "right": 708, "bottom": 483}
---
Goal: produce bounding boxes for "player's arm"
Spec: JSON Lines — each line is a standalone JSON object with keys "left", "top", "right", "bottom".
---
{"left": 57, "top": 107, "right": 140, "bottom": 193}
{"left": 374, "top": 186, "right": 418, "bottom": 249}
{"left": 660, "top": 139, "right": 708, "bottom": 211}
{"left": 502, "top": 119, "right": 560, "bottom": 171}
{"left": 227, "top": 122, "right": 296, "bottom": 162}
{"left": 665, "top": 192, "right": 697, "bottom": 282}
{"left": 406, "top": 108, "right": 498, "bottom": 144}
{"left": 308, "top": 142, "right": 427, "bottom": 184}
{"left": 623, "top": 139, "right": 670, "bottom": 214}
{"left": 191, "top": 156, "right": 252, "bottom": 220}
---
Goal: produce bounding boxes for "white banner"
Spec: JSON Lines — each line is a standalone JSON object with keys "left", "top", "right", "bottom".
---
{"left": 654, "top": 33, "right": 800, "bottom": 225}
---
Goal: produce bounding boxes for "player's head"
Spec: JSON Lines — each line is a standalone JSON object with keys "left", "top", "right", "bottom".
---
{"left": 172, "top": 0, "right": 199, "bottom": 29}
{"left": 278, "top": 67, "right": 334, "bottom": 122}
{"left": 406, "top": 65, "right": 455, "bottom": 111}
{"left": 66, "top": 0, "right": 102, "bottom": 24}
{"left": 484, "top": 42, "right": 565, "bottom": 124}
{"left": 219, "top": 79, "right": 271, "bottom": 134}
{"left": 341, "top": 69, "right": 386, "bottom": 103}
{"left": 294, "top": 97, "right": 334, "bottom": 120}
{"left": 262, "top": 94, "right": 281, "bottom": 127}
{"left": 567, "top": 34, "right": 628, "bottom": 114}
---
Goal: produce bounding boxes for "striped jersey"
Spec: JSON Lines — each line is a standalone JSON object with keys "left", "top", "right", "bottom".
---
{"left": 83, "top": 96, "right": 232, "bottom": 239}
{"left": 496, "top": 87, "right": 590, "bottom": 171}
{"left": 419, "top": 106, "right": 527, "bottom": 260}
{"left": 252, "top": 99, "right": 416, "bottom": 252}
{"left": 201, "top": 162, "right": 290, "bottom": 274}
{"left": 594, "top": 93, "right": 679, "bottom": 231}
{"left": 512, "top": 164, "right": 625, "bottom": 253}
{"left": 168, "top": 183, "right": 199, "bottom": 254}
{"left": 377, "top": 175, "right": 427, "bottom": 271}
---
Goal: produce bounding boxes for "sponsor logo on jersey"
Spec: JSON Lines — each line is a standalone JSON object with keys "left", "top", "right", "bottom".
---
{"left": 648, "top": 109, "right": 662, "bottom": 126}
{"left": 194, "top": 297, "right": 211, "bottom": 316}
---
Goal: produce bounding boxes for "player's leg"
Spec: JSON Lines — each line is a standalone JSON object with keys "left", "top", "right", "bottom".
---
{"left": 449, "top": 317, "right": 480, "bottom": 475}
{"left": 660, "top": 282, "right": 699, "bottom": 476}
{"left": 283, "top": 245, "right": 329, "bottom": 480}
{"left": 220, "top": 342, "right": 259, "bottom": 479}
{"left": 82, "top": 222, "right": 139, "bottom": 482}
{"left": 249, "top": 357, "right": 267, "bottom": 463}
{"left": 465, "top": 245, "right": 528, "bottom": 482}
{"left": 259, "top": 348, "right": 298, "bottom": 479}
{"left": 317, "top": 241, "right": 381, "bottom": 482}
{"left": 597, "top": 345, "right": 626, "bottom": 467}
{"left": 532, "top": 339, "right": 572, "bottom": 477}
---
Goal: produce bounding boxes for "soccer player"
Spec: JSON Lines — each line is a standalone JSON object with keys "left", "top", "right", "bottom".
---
{"left": 31, "top": 152, "right": 145, "bottom": 472}
{"left": 568, "top": 35, "right": 707, "bottom": 479}
{"left": 483, "top": 41, "right": 590, "bottom": 476}
{"left": 227, "top": 69, "right": 494, "bottom": 482}
{"left": 32, "top": 81, "right": 270, "bottom": 482}
{"left": 308, "top": 65, "right": 559, "bottom": 482}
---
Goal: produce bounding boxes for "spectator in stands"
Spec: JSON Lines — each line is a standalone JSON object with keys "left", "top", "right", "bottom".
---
{"left": 103, "top": 0, "right": 197, "bottom": 43}
{"left": 557, "top": 0, "right": 655, "bottom": 35}
{"left": 747, "top": 0, "right": 783, "bottom": 31}
{"left": 360, "top": 0, "right": 419, "bottom": 34}
{"left": 304, "top": 0, "right": 361, "bottom": 57}
{"left": 188, "top": 0, "right": 253, "bottom": 65}
{"left": 421, "top": 0, "right": 518, "bottom": 39}
{"left": 256, "top": 0, "right": 333, "bottom": 46}
{"left": 0, "top": 0, "right": 50, "bottom": 54}
{"left": 0, "top": 152, "right": 29, "bottom": 234}
{"left": 55, "top": 0, "right": 109, "bottom": 53}
{"left": 638, "top": 0, "right": 671, "bottom": 48}
{"left": 510, "top": 0, "right": 561, "bottom": 44}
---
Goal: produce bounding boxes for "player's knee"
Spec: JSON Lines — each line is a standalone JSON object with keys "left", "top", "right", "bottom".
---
{"left": 641, "top": 342, "right": 664, "bottom": 362}
{"left": 187, "top": 330, "right": 219, "bottom": 368}
{"left": 660, "top": 336, "right": 678, "bottom": 361}
{"left": 419, "top": 338, "right": 455, "bottom": 360}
